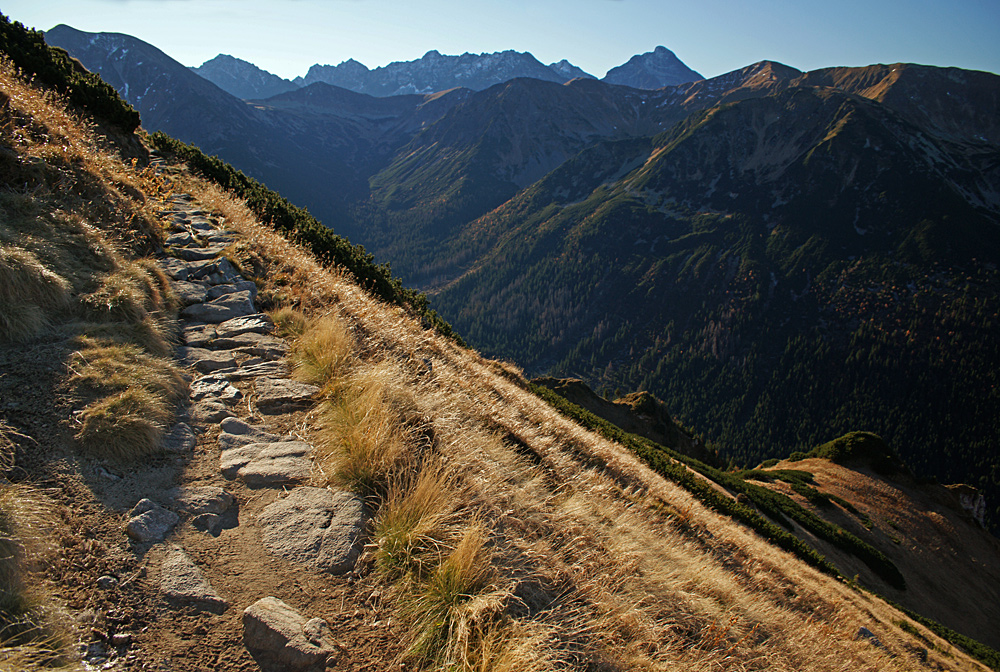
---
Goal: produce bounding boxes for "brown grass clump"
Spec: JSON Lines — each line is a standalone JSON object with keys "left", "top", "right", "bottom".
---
{"left": 314, "top": 362, "right": 415, "bottom": 497}
{"left": 0, "top": 482, "right": 60, "bottom": 647}
{"left": 74, "top": 387, "right": 175, "bottom": 461}
{"left": 0, "top": 245, "right": 71, "bottom": 342}
{"left": 374, "top": 462, "right": 460, "bottom": 580}
{"left": 269, "top": 306, "right": 308, "bottom": 340}
{"left": 289, "top": 312, "right": 355, "bottom": 392}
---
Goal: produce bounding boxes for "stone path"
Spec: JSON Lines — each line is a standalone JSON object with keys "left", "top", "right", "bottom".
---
{"left": 115, "top": 192, "right": 367, "bottom": 669}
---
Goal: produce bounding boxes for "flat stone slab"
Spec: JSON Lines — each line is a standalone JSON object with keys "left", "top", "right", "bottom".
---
{"left": 125, "top": 499, "right": 178, "bottom": 543}
{"left": 194, "top": 399, "right": 235, "bottom": 422}
{"left": 181, "top": 290, "right": 256, "bottom": 323}
{"left": 256, "top": 378, "right": 319, "bottom": 414}
{"left": 207, "top": 280, "right": 258, "bottom": 302}
{"left": 258, "top": 488, "right": 366, "bottom": 575}
{"left": 190, "top": 375, "right": 243, "bottom": 403}
{"left": 216, "top": 313, "right": 274, "bottom": 339}
{"left": 171, "top": 280, "right": 209, "bottom": 306}
{"left": 220, "top": 441, "right": 312, "bottom": 486}
{"left": 211, "top": 360, "right": 290, "bottom": 381}
{"left": 218, "top": 417, "right": 283, "bottom": 451}
{"left": 182, "top": 323, "right": 217, "bottom": 347}
{"left": 243, "top": 597, "right": 337, "bottom": 672}
{"left": 210, "top": 332, "right": 289, "bottom": 359}
{"left": 160, "top": 546, "right": 228, "bottom": 614}
{"left": 161, "top": 422, "right": 196, "bottom": 454}
{"left": 165, "top": 231, "right": 198, "bottom": 247}
{"left": 179, "top": 346, "right": 238, "bottom": 373}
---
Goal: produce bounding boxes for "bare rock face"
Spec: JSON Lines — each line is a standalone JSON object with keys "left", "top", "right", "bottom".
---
{"left": 125, "top": 499, "right": 178, "bottom": 543}
{"left": 243, "top": 597, "right": 337, "bottom": 672}
{"left": 160, "top": 546, "right": 228, "bottom": 613}
{"left": 258, "top": 487, "right": 366, "bottom": 574}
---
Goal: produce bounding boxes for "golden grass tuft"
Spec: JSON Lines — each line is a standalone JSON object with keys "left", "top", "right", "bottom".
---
{"left": 374, "top": 461, "right": 460, "bottom": 580}
{"left": 314, "top": 362, "right": 415, "bottom": 497}
{"left": 290, "top": 312, "right": 355, "bottom": 392}
{"left": 269, "top": 306, "right": 308, "bottom": 340}
{"left": 404, "top": 524, "right": 499, "bottom": 667}
{"left": 0, "top": 483, "right": 59, "bottom": 648}
{"left": 74, "top": 386, "right": 174, "bottom": 461}
{"left": 0, "top": 245, "right": 71, "bottom": 342}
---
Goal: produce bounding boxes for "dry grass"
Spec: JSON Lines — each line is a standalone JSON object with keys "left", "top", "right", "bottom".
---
{"left": 0, "top": 246, "right": 71, "bottom": 342}
{"left": 289, "top": 311, "right": 355, "bottom": 392}
{"left": 313, "top": 362, "right": 416, "bottom": 497}
{"left": 374, "top": 461, "right": 460, "bottom": 580}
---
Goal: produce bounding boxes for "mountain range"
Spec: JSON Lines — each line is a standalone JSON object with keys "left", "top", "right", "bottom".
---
{"left": 189, "top": 45, "right": 702, "bottom": 100}
{"left": 44, "top": 24, "right": 1000, "bottom": 533}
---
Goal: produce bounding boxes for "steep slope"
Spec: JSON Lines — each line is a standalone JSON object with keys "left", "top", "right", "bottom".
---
{"left": 2, "top": 22, "right": 998, "bottom": 671}
{"left": 603, "top": 45, "right": 704, "bottom": 88}
{"left": 431, "top": 85, "right": 1000, "bottom": 522}
{"left": 190, "top": 53, "right": 300, "bottom": 100}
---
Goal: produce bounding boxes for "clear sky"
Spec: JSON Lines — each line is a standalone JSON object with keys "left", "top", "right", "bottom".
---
{"left": 4, "top": 0, "right": 999, "bottom": 81}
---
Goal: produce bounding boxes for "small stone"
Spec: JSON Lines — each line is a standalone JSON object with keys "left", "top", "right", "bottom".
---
{"left": 174, "top": 243, "right": 230, "bottom": 262}
{"left": 190, "top": 375, "right": 242, "bottom": 402}
{"left": 255, "top": 378, "right": 319, "bottom": 414}
{"left": 97, "top": 575, "right": 119, "bottom": 589}
{"left": 111, "top": 633, "right": 132, "bottom": 647}
{"left": 165, "top": 231, "right": 198, "bottom": 247}
{"left": 207, "top": 280, "right": 258, "bottom": 302}
{"left": 162, "top": 423, "right": 196, "bottom": 454}
{"left": 194, "top": 399, "right": 235, "bottom": 422}
{"left": 243, "top": 597, "right": 337, "bottom": 672}
{"left": 125, "top": 499, "right": 178, "bottom": 543}
{"left": 169, "top": 486, "right": 234, "bottom": 517}
{"left": 191, "top": 513, "right": 223, "bottom": 534}
{"left": 216, "top": 313, "right": 274, "bottom": 339}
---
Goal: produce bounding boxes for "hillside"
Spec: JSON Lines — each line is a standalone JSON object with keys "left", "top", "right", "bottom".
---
{"left": 2, "top": 15, "right": 998, "bottom": 672}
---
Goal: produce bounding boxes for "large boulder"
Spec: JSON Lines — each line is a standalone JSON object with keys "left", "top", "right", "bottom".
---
{"left": 258, "top": 487, "right": 366, "bottom": 574}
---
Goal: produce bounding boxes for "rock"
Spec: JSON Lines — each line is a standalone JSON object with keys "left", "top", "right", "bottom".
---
{"left": 187, "top": 218, "right": 216, "bottom": 232}
{"left": 174, "top": 244, "right": 230, "bottom": 262}
{"left": 258, "top": 487, "right": 366, "bottom": 574}
{"left": 169, "top": 486, "right": 234, "bottom": 517}
{"left": 181, "top": 290, "right": 256, "bottom": 323}
{"left": 216, "top": 313, "right": 274, "bottom": 339}
{"left": 218, "top": 417, "right": 283, "bottom": 450}
{"left": 96, "top": 575, "right": 118, "bottom": 590}
{"left": 161, "top": 423, "right": 196, "bottom": 454}
{"left": 165, "top": 231, "right": 198, "bottom": 247}
{"left": 243, "top": 597, "right": 336, "bottom": 672}
{"left": 202, "top": 231, "right": 236, "bottom": 245}
{"left": 255, "top": 378, "right": 319, "bottom": 414}
{"left": 160, "top": 546, "right": 228, "bottom": 614}
{"left": 171, "top": 280, "right": 209, "bottom": 306}
{"left": 194, "top": 399, "right": 235, "bottom": 422}
{"left": 190, "top": 375, "right": 243, "bottom": 403}
{"left": 207, "top": 280, "right": 258, "bottom": 302}
{"left": 856, "top": 627, "right": 884, "bottom": 649}
{"left": 179, "top": 346, "right": 238, "bottom": 373}
{"left": 125, "top": 499, "right": 178, "bottom": 543}
{"left": 110, "top": 633, "right": 131, "bottom": 647}
{"left": 192, "top": 513, "right": 223, "bottom": 534}
{"left": 211, "top": 360, "right": 290, "bottom": 381}
{"left": 220, "top": 441, "right": 312, "bottom": 486}
{"left": 182, "top": 323, "right": 217, "bottom": 347}
{"left": 210, "top": 332, "right": 289, "bottom": 359}
{"left": 161, "top": 257, "right": 219, "bottom": 282}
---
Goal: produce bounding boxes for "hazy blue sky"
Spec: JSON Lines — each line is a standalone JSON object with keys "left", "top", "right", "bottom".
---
{"left": 4, "top": 0, "right": 999, "bottom": 80}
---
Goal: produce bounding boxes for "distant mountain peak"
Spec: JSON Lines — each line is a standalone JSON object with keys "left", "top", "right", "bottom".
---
{"left": 191, "top": 52, "right": 299, "bottom": 100}
{"left": 602, "top": 45, "right": 703, "bottom": 89}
